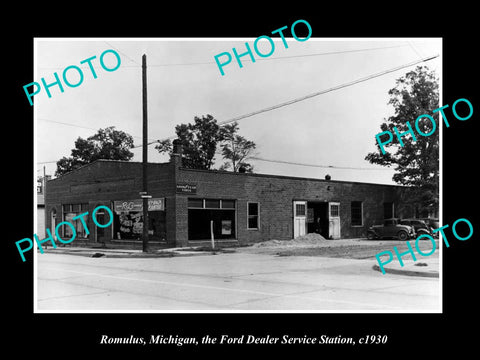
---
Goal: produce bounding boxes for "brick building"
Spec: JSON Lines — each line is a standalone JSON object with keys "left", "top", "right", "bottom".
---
{"left": 45, "top": 147, "right": 414, "bottom": 248}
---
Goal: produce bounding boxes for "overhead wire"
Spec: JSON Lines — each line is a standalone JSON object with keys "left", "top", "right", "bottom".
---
{"left": 37, "top": 46, "right": 438, "bottom": 171}
{"left": 133, "top": 54, "right": 439, "bottom": 148}
{"left": 249, "top": 156, "right": 392, "bottom": 171}
{"left": 36, "top": 43, "right": 411, "bottom": 70}
{"left": 120, "top": 43, "right": 411, "bottom": 68}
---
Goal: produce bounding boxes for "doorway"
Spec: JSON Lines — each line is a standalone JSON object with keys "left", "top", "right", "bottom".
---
{"left": 306, "top": 201, "right": 329, "bottom": 239}
{"left": 293, "top": 201, "right": 341, "bottom": 239}
{"left": 328, "top": 202, "right": 341, "bottom": 239}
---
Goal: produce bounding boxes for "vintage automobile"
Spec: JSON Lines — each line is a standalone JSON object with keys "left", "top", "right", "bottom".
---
{"left": 399, "top": 218, "right": 433, "bottom": 236}
{"left": 367, "top": 218, "right": 415, "bottom": 240}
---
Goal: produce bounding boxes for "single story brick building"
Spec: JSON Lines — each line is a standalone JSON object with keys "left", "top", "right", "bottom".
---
{"left": 45, "top": 147, "right": 415, "bottom": 248}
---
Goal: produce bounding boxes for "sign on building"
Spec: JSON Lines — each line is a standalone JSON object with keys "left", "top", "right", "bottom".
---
{"left": 176, "top": 182, "right": 197, "bottom": 194}
{"left": 113, "top": 198, "right": 165, "bottom": 213}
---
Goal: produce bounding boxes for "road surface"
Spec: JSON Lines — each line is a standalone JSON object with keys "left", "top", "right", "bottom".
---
{"left": 36, "top": 251, "right": 440, "bottom": 312}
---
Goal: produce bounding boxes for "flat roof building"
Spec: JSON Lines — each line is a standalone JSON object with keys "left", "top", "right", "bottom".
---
{"left": 45, "top": 149, "right": 415, "bottom": 248}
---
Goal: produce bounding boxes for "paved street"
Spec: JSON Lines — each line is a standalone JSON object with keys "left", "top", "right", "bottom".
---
{"left": 36, "top": 251, "right": 440, "bottom": 312}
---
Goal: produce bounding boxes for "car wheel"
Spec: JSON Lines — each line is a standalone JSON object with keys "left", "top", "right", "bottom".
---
{"left": 397, "top": 231, "right": 408, "bottom": 241}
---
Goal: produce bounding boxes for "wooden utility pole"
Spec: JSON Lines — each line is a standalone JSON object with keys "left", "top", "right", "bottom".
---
{"left": 142, "top": 54, "right": 149, "bottom": 252}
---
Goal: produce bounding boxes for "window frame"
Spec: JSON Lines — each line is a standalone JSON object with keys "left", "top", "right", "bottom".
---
{"left": 62, "top": 203, "right": 89, "bottom": 239}
{"left": 247, "top": 202, "right": 260, "bottom": 230}
{"left": 351, "top": 201, "right": 363, "bottom": 227}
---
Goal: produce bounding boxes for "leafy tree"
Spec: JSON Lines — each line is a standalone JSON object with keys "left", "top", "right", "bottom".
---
{"left": 155, "top": 115, "right": 222, "bottom": 170}
{"left": 218, "top": 122, "right": 256, "bottom": 172}
{"left": 365, "top": 66, "right": 439, "bottom": 216}
{"left": 55, "top": 126, "right": 134, "bottom": 176}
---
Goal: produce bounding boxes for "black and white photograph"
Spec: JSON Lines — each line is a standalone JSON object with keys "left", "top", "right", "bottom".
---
{"left": 33, "top": 37, "right": 442, "bottom": 312}
{"left": 7, "top": 7, "right": 479, "bottom": 357}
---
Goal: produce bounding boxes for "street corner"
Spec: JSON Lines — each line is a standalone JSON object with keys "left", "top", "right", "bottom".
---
{"left": 372, "top": 256, "right": 439, "bottom": 278}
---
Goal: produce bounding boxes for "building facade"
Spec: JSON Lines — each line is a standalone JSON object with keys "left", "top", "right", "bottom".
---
{"left": 45, "top": 150, "right": 414, "bottom": 248}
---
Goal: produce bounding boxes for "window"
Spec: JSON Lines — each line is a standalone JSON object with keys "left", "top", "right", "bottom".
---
{"left": 351, "top": 201, "right": 363, "bottom": 226}
{"left": 221, "top": 200, "right": 235, "bottom": 209}
{"left": 188, "top": 198, "right": 204, "bottom": 208}
{"left": 295, "top": 203, "right": 306, "bottom": 216}
{"left": 187, "top": 198, "right": 237, "bottom": 240}
{"left": 248, "top": 202, "right": 259, "bottom": 229}
{"left": 62, "top": 203, "right": 89, "bottom": 238}
{"left": 205, "top": 199, "right": 221, "bottom": 209}
{"left": 330, "top": 204, "right": 339, "bottom": 217}
{"left": 187, "top": 198, "right": 236, "bottom": 209}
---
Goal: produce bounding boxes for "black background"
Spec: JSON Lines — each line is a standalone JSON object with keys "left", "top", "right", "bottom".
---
{"left": 6, "top": 3, "right": 478, "bottom": 356}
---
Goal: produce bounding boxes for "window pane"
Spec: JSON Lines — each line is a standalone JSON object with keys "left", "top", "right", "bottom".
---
{"left": 248, "top": 202, "right": 259, "bottom": 215}
{"left": 248, "top": 216, "right": 258, "bottom": 229}
{"left": 72, "top": 204, "right": 81, "bottom": 212}
{"left": 205, "top": 199, "right": 220, "bottom": 208}
{"left": 330, "top": 205, "right": 339, "bottom": 217}
{"left": 351, "top": 201, "right": 362, "bottom": 226}
{"left": 188, "top": 198, "right": 204, "bottom": 208}
{"left": 75, "top": 215, "right": 89, "bottom": 237}
{"left": 64, "top": 213, "right": 75, "bottom": 237}
{"left": 222, "top": 200, "right": 235, "bottom": 209}
{"left": 295, "top": 204, "right": 306, "bottom": 216}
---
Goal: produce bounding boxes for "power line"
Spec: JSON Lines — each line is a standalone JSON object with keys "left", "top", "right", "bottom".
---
{"left": 37, "top": 118, "right": 159, "bottom": 142}
{"left": 217, "top": 54, "right": 439, "bottom": 126}
{"left": 104, "top": 41, "right": 141, "bottom": 66}
{"left": 37, "top": 44, "right": 410, "bottom": 70}
{"left": 134, "top": 54, "right": 439, "bottom": 148}
{"left": 38, "top": 118, "right": 102, "bottom": 132}
{"left": 250, "top": 156, "right": 392, "bottom": 171}
{"left": 118, "top": 43, "right": 411, "bottom": 68}
{"left": 37, "top": 160, "right": 58, "bottom": 164}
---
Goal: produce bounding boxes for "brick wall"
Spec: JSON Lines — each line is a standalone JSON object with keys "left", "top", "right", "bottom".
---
{"left": 45, "top": 160, "right": 175, "bottom": 245}
{"left": 177, "top": 168, "right": 410, "bottom": 245}
{"left": 45, "top": 159, "right": 413, "bottom": 248}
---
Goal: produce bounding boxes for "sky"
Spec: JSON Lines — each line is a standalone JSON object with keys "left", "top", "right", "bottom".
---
{"left": 34, "top": 37, "right": 441, "bottom": 185}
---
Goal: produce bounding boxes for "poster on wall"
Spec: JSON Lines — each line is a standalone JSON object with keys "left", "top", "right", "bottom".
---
{"left": 221, "top": 220, "right": 232, "bottom": 235}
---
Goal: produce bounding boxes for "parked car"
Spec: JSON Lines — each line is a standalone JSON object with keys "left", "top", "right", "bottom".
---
{"left": 367, "top": 218, "right": 415, "bottom": 240}
{"left": 399, "top": 218, "right": 433, "bottom": 236}
{"left": 419, "top": 218, "right": 439, "bottom": 238}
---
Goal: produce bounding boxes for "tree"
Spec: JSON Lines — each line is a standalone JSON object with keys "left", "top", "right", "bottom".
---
{"left": 155, "top": 115, "right": 222, "bottom": 170}
{"left": 218, "top": 122, "right": 256, "bottom": 172}
{"left": 55, "top": 126, "right": 134, "bottom": 176}
{"left": 365, "top": 66, "right": 439, "bottom": 217}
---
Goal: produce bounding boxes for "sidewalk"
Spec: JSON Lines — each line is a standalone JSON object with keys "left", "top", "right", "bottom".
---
{"left": 372, "top": 256, "right": 440, "bottom": 277}
{"left": 40, "top": 246, "right": 222, "bottom": 258}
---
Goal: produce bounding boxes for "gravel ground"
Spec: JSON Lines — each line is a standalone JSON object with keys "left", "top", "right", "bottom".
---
{"left": 236, "top": 233, "right": 439, "bottom": 260}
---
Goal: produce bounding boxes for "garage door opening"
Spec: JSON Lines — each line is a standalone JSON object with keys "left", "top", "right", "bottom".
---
{"left": 307, "top": 201, "right": 329, "bottom": 239}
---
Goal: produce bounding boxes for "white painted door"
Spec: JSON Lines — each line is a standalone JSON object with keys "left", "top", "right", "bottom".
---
{"left": 329, "top": 202, "right": 341, "bottom": 239}
{"left": 293, "top": 201, "right": 307, "bottom": 238}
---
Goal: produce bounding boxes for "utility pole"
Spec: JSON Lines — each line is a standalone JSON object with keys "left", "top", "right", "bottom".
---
{"left": 142, "top": 54, "right": 149, "bottom": 253}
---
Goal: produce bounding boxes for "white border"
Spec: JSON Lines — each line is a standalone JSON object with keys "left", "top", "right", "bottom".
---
{"left": 33, "top": 37, "right": 442, "bottom": 314}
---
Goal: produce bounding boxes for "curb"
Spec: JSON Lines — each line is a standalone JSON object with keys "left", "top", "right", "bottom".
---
{"left": 372, "top": 264, "right": 439, "bottom": 278}
{"left": 40, "top": 248, "right": 232, "bottom": 258}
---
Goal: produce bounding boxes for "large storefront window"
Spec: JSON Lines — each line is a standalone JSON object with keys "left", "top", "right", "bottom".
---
{"left": 63, "top": 203, "right": 89, "bottom": 238}
{"left": 188, "top": 198, "right": 236, "bottom": 240}
{"left": 113, "top": 198, "right": 166, "bottom": 241}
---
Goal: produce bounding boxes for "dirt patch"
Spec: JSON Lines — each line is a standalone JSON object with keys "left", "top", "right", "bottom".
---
{"left": 250, "top": 233, "right": 330, "bottom": 248}
{"left": 237, "top": 235, "right": 439, "bottom": 260}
